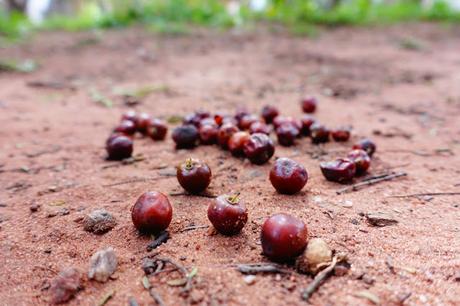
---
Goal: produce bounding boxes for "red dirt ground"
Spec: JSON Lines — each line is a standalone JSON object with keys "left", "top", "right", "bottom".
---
{"left": 0, "top": 23, "right": 459, "bottom": 306}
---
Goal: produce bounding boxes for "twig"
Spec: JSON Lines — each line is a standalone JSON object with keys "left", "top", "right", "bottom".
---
{"left": 301, "top": 255, "right": 340, "bottom": 301}
{"left": 147, "top": 231, "right": 170, "bottom": 251}
{"left": 101, "top": 156, "right": 145, "bottom": 169}
{"left": 97, "top": 290, "right": 115, "bottom": 306}
{"left": 149, "top": 288, "right": 166, "bottom": 306}
{"left": 169, "top": 191, "right": 217, "bottom": 198}
{"left": 103, "top": 176, "right": 167, "bottom": 187}
{"left": 388, "top": 192, "right": 460, "bottom": 198}
{"left": 336, "top": 172, "right": 407, "bottom": 195}
{"left": 236, "top": 263, "right": 290, "bottom": 274}
{"left": 26, "top": 80, "right": 76, "bottom": 90}
{"left": 25, "top": 145, "right": 61, "bottom": 158}
{"left": 180, "top": 225, "right": 209, "bottom": 232}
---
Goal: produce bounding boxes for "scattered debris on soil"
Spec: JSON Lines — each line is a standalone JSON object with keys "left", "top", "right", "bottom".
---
{"left": 146, "top": 230, "right": 170, "bottom": 251}
{"left": 83, "top": 209, "right": 117, "bottom": 234}
{"left": 49, "top": 267, "right": 82, "bottom": 304}
{"left": 236, "top": 263, "right": 290, "bottom": 274}
{"left": 296, "top": 238, "right": 332, "bottom": 275}
{"left": 88, "top": 247, "right": 118, "bottom": 282}
{"left": 366, "top": 212, "right": 399, "bottom": 227}
{"left": 336, "top": 172, "right": 407, "bottom": 194}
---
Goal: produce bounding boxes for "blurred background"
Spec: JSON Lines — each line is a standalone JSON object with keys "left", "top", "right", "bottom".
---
{"left": 2, "top": 0, "right": 460, "bottom": 40}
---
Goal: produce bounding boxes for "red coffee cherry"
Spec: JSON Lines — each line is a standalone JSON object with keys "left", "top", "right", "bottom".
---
{"left": 320, "top": 158, "right": 356, "bottom": 183}
{"left": 207, "top": 193, "right": 248, "bottom": 235}
{"left": 121, "top": 110, "right": 137, "bottom": 122}
{"left": 217, "top": 123, "right": 239, "bottom": 149}
{"left": 261, "top": 213, "right": 308, "bottom": 262}
{"left": 131, "top": 191, "right": 173, "bottom": 234}
{"left": 228, "top": 131, "right": 250, "bottom": 156}
{"left": 249, "top": 121, "right": 271, "bottom": 135}
{"left": 300, "top": 115, "right": 316, "bottom": 136}
{"left": 114, "top": 120, "right": 136, "bottom": 136}
{"left": 347, "top": 149, "right": 371, "bottom": 175}
{"left": 172, "top": 125, "right": 199, "bottom": 148}
{"left": 261, "top": 105, "right": 279, "bottom": 124}
{"left": 199, "top": 124, "right": 219, "bottom": 145}
{"left": 331, "top": 127, "right": 351, "bottom": 142}
{"left": 135, "top": 112, "right": 151, "bottom": 135}
{"left": 147, "top": 118, "right": 168, "bottom": 140}
{"left": 176, "top": 158, "right": 212, "bottom": 194}
{"left": 270, "top": 158, "right": 308, "bottom": 194}
{"left": 183, "top": 110, "right": 211, "bottom": 127}
{"left": 106, "top": 134, "right": 133, "bottom": 160}
{"left": 243, "top": 133, "right": 275, "bottom": 165}
{"left": 276, "top": 123, "right": 299, "bottom": 147}
{"left": 239, "top": 114, "right": 261, "bottom": 130}
{"left": 352, "top": 138, "right": 376, "bottom": 157}
{"left": 301, "top": 96, "right": 317, "bottom": 113}
{"left": 310, "top": 123, "right": 330, "bottom": 144}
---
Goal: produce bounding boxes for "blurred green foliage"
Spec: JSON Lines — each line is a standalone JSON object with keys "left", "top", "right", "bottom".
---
{"left": 1, "top": 0, "right": 460, "bottom": 40}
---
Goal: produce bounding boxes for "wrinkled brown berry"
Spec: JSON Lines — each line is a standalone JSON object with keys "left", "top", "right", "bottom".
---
{"left": 310, "top": 123, "right": 330, "bottom": 144}
{"left": 320, "top": 158, "right": 356, "bottom": 183}
{"left": 276, "top": 123, "right": 299, "bottom": 146}
{"left": 243, "top": 133, "right": 275, "bottom": 165}
{"left": 347, "top": 149, "right": 371, "bottom": 175}
{"left": 270, "top": 158, "right": 308, "bottom": 194}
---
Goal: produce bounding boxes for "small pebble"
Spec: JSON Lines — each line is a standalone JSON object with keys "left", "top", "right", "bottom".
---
{"left": 243, "top": 275, "right": 256, "bottom": 285}
{"left": 88, "top": 247, "right": 118, "bottom": 282}
{"left": 49, "top": 267, "right": 81, "bottom": 304}
{"left": 83, "top": 209, "right": 116, "bottom": 234}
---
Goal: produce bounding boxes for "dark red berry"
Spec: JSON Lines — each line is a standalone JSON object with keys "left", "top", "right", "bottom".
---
{"left": 106, "top": 134, "right": 133, "bottom": 160}
{"left": 228, "top": 131, "right": 250, "bottom": 156}
{"left": 183, "top": 111, "right": 210, "bottom": 127}
{"left": 207, "top": 193, "right": 247, "bottom": 235}
{"left": 301, "top": 96, "right": 317, "bottom": 113}
{"left": 121, "top": 110, "right": 137, "bottom": 122}
{"left": 261, "top": 213, "right": 308, "bottom": 262}
{"left": 310, "top": 123, "right": 330, "bottom": 144}
{"left": 135, "top": 112, "right": 151, "bottom": 135}
{"left": 243, "top": 133, "right": 275, "bottom": 165}
{"left": 239, "top": 114, "right": 260, "bottom": 130}
{"left": 114, "top": 120, "right": 136, "bottom": 136}
{"left": 353, "top": 139, "right": 376, "bottom": 157}
{"left": 176, "top": 158, "right": 211, "bottom": 194}
{"left": 234, "top": 108, "right": 249, "bottom": 124}
{"left": 347, "top": 149, "right": 371, "bottom": 175}
{"left": 320, "top": 158, "right": 356, "bottom": 183}
{"left": 332, "top": 127, "right": 351, "bottom": 142}
{"left": 276, "top": 123, "right": 299, "bottom": 146}
{"left": 131, "top": 191, "right": 173, "bottom": 234}
{"left": 270, "top": 158, "right": 308, "bottom": 194}
{"left": 147, "top": 118, "right": 168, "bottom": 140}
{"left": 273, "top": 116, "right": 302, "bottom": 130}
{"left": 172, "top": 125, "right": 199, "bottom": 148}
{"left": 199, "top": 117, "right": 217, "bottom": 128}
{"left": 300, "top": 115, "right": 316, "bottom": 136}
{"left": 214, "top": 112, "right": 226, "bottom": 126}
{"left": 199, "top": 124, "right": 219, "bottom": 145}
{"left": 218, "top": 123, "right": 239, "bottom": 149}
{"left": 249, "top": 121, "right": 271, "bottom": 135}
{"left": 221, "top": 116, "right": 238, "bottom": 126}
{"left": 261, "top": 105, "right": 279, "bottom": 124}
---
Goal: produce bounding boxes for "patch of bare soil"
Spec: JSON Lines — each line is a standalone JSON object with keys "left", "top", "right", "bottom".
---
{"left": 0, "top": 23, "right": 459, "bottom": 305}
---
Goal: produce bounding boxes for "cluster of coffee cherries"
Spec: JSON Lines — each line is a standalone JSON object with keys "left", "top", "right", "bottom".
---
{"left": 105, "top": 110, "right": 168, "bottom": 160}
{"left": 130, "top": 155, "right": 312, "bottom": 262}
{"left": 320, "top": 138, "right": 376, "bottom": 183}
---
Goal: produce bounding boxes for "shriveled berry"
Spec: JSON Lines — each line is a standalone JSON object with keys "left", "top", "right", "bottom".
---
{"left": 199, "top": 124, "right": 219, "bottom": 145}
{"left": 243, "top": 133, "right": 275, "bottom": 165}
{"left": 353, "top": 138, "right": 376, "bottom": 157}
{"left": 261, "top": 213, "right": 308, "bottom": 262}
{"left": 347, "top": 149, "right": 371, "bottom": 175}
{"left": 147, "top": 118, "right": 168, "bottom": 140}
{"left": 114, "top": 120, "right": 136, "bottom": 136}
{"left": 261, "top": 105, "right": 279, "bottom": 124}
{"left": 131, "top": 191, "right": 172, "bottom": 234}
{"left": 176, "top": 158, "right": 211, "bottom": 194}
{"left": 320, "top": 158, "right": 356, "bottom": 183}
{"left": 218, "top": 123, "right": 239, "bottom": 149}
{"left": 106, "top": 135, "right": 133, "bottom": 160}
{"left": 276, "top": 123, "right": 299, "bottom": 147}
{"left": 172, "top": 125, "right": 199, "bottom": 148}
{"left": 228, "top": 131, "right": 250, "bottom": 156}
{"left": 121, "top": 110, "right": 137, "bottom": 122}
{"left": 207, "top": 193, "right": 247, "bottom": 235}
{"left": 310, "top": 123, "right": 330, "bottom": 144}
{"left": 270, "top": 158, "right": 308, "bottom": 194}
{"left": 301, "top": 96, "right": 317, "bottom": 113}
{"left": 135, "top": 112, "right": 151, "bottom": 135}
{"left": 300, "top": 115, "right": 316, "bottom": 136}
{"left": 332, "top": 127, "right": 351, "bottom": 142}
{"left": 239, "top": 114, "right": 260, "bottom": 130}
{"left": 249, "top": 121, "right": 271, "bottom": 135}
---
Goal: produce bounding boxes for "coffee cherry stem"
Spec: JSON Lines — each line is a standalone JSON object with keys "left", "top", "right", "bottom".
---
{"left": 185, "top": 157, "right": 193, "bottom": 170}
{"left": 227, "top": 192, "right": 241, "bottom": 204}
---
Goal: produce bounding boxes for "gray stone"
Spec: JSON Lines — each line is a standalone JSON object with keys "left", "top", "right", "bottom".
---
{"left": 88, "top": 247, "right": 118, "bottom": 282}
{"left": 49, "top": 267, "right": 81, "bottom": 304}
{"left": 83, "top": 209, "right": 116, "bottom": 234}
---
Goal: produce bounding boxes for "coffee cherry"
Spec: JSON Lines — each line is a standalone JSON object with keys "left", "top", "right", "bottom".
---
{"left": 261, "top": 105, "right": 279, "bottom": 124}
{"left": 301, "top": 96, "right": 317, "bottom": 113}
{"left": 353, "top": 138, "right": 376, "bottom": 157}
{"left": 176, "top": 158, "right": 211, "bottom": 194}
{"left": 135, "top": 112, "right": 151, "bottom": 135}
{"left": 310, "top": 123, "right": 330, "bottom": 144}
{"left": 172, "top": 125, "right": 199, "bottom": 148}
{"left": 214, "top": 112, "right": 226, "bottom": 126}
{"left": 199, "top": 124, "right": 219, "bottom": 145}
{"left": 320, "top": 158, "right": 356, "bottom": 183}
{"left": 114, "top": 120, "right": 136, "bottom": 136}
{"left": 300, "top": 115, "right": 316, "bottom": 136}
{"left": 217, "top": 123, "right": 239, "bottom": 149}
{"left": 199, "top": 117, "right": 217, "bottom": 128}
{"left": 131, "top": 191, "right": 173, "bottom": 234}
{"left": 270, "top": 158, "right": 308, "bottom": 194}
{"left": 238, "top": 114, "right": 260, "bottom": 130}
{"left": 147, "top": 118, "right": 168, "bottom": 140}
{"left": 183, "top": 111, "right": 210, "bottom": 127}
{"left": 234, "top": 108, "right": 250, "bottom": 124}
{"left": 243, "top": 133, "right": 275, "bottom": 165}
{"left": 106, "top": 134, "right": 133, "bottom": 160}
{"left": 121, "top": 110, "right": 137, "bottom": 122}
{"left": 249, "top": 121, "right": 271, "bottom": 135}
{"left": 228, "top": 131, "right": 250, "bottom": 156}
{"left": 331, "top": 127, "right": 351, "bottom": 142}
{"left": 273, "top": 116, "right": 302, "bottom": 130}
{"left": 347, "top": 149, "right": 371, "bottom": 175}
{"left": 207, "top": 193, "right": 248, "bottom": 235}
{"left": 261, "top": 213, "right": 308, "bottom": 262}
{"left": 276, "top": 123, "right": 299, "bottom": 147}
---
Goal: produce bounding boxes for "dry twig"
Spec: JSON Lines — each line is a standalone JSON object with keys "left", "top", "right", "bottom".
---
{"left": 147, "top": 231, "right": 170, "bottom": 251}
{"left": 236, "top": 263, "right": 290, "bottom": 274}
{"left": 388, "top": 192, "right": 460, "bottom": 198}
{"left": 336, "top": 172, "right": 407, "bottom": 195}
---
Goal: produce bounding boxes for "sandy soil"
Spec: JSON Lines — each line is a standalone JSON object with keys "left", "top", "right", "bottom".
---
{"left": 0, "top": 23, "right": 459, "bottom": 306}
